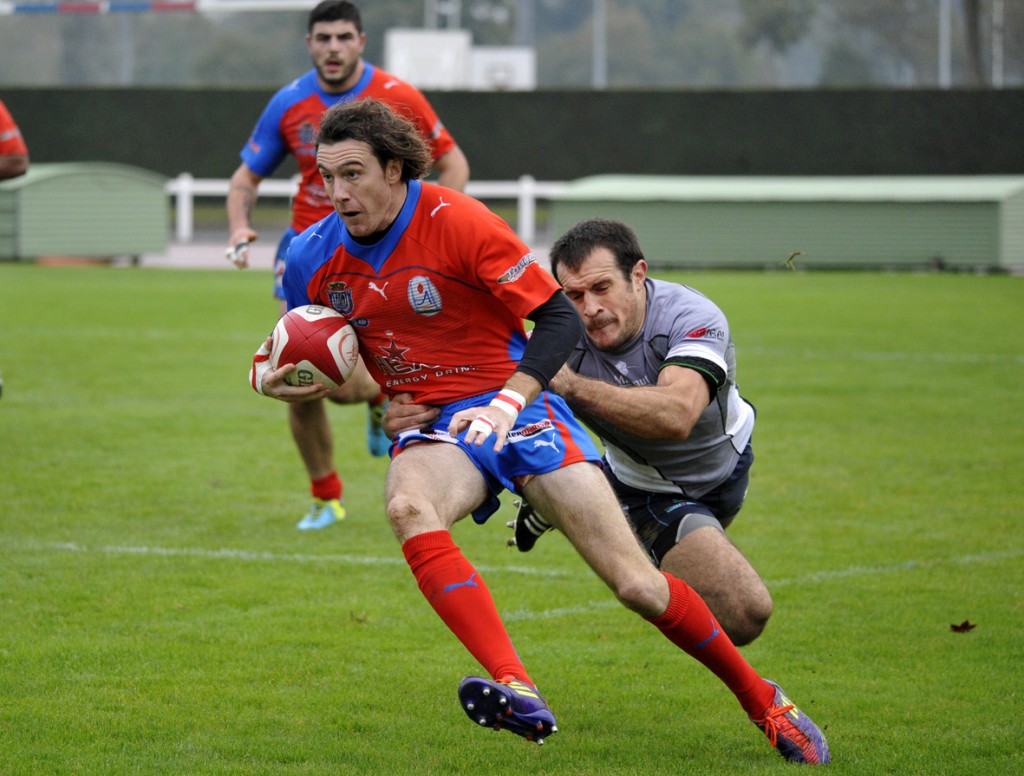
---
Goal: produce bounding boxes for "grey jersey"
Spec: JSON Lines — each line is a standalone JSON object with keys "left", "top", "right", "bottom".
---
{"left": 567, "top": 278, "right": 755, "bottom": 498}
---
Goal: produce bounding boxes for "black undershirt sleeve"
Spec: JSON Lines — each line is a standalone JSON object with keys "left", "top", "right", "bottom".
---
{"left": 517, "top": 291, "right": 583, "bottom": 390}
{"left": 662, "top": 355, "right": 727, "bottom": 397}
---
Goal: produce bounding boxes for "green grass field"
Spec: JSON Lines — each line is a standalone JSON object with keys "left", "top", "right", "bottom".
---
{"left": 1, "top": 263, "right": 1021, "bottom": 775}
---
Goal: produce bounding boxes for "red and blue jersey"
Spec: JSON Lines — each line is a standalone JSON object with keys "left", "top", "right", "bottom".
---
{"left": 241, "top": 65, "right": 457, "bottom": 232}
{"left": 0, "top": 100, "right": 28, "bottom": 157}
{"left": 283, "top": 181, "right": 560, "bottom": 405}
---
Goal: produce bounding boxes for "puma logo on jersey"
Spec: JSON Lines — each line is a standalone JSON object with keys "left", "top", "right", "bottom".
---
{"left": 430, "top": 197, "right": 451, "bottom": 217}
{"left": 533, "top": 434, "right": 559, "bottom": 452}
{"left": 368, "top": 281, "right": 389, "bottom": 299}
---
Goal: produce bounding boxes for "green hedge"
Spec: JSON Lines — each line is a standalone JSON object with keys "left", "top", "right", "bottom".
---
{"left": 5, "top": 87, "right": 1022, "bottom": 181}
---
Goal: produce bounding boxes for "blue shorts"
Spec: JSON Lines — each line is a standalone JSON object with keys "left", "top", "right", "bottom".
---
{"left": 272, "top": 227, "right": 299, "bottom": 301}
{"left": 608, "top": 443, "right": 754, "bottom": 566}
{"left": 392, "top": 389, "right": 602, "bottom": 524}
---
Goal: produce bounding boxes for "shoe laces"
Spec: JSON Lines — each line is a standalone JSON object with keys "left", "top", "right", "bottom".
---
{"left": 758, "top": 701, "right": 806, "bottom": 750}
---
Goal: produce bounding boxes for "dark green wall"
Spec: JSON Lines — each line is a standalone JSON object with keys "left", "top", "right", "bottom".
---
{"left": 4, "top": 87, "right": 1022, "bottom": 181}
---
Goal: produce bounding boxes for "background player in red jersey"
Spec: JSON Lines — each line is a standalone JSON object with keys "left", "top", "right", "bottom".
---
{"left": 0, "top": 97, "right": 29, "bottom": 400}
{"left": 248, "top": 98, "right": 829, "bottom": 764}
{"left": 226, "top": 0, "right": 470, "bottom": 531}
{"left": 0, "top": 99, "right": 29, "bottom": 181}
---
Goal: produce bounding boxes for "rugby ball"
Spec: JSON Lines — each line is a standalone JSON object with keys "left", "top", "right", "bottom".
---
{"left": 270, "top": 305, "right": 359, "bottom": 390}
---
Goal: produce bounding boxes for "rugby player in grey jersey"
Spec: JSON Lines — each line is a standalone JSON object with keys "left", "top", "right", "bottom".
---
{"left": 521, "top": 218, "right": 771, "bottom": 647}
{"left": 379, "top": 217, "right": 830, "bottom": 763}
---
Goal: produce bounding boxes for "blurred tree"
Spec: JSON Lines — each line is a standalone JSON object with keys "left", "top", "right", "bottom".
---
{"left": 0, "top": 18, "right": 61, "bottom": 84}
{"left": 738, "top": 0, "right": 815, "bottom": 54}
{"left": 0, "top": 0, "right": 1020, "bottom": 88}
{"left": 190, "top": 13, "right": 305, "bottom": 85}
{"left": 60, "top": 17, "right": 121, "bottom": 84}
{"left": 819, "top": 38, "right": 881, "bottom": 86}
{"left": 666, "top": 17, "right": 762, "bottom": 87}
{"left": 534, "top": 0, "right": 592, "bottom": 36}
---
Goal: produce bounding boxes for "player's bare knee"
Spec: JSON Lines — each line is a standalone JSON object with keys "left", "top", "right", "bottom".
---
{"left": 727, "top": 591, "right": 773, "bottom": 646}
{"left": 385, "top": 493, "right": 427, "bottom": 533}
{"left": 610, "top": 570, "right": 667, "bottom": 618}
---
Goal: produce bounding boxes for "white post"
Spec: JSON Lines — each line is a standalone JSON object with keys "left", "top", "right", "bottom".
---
{"left": 592, "top": 0, "right": 607, "bottom": 89}
{"left": 992, "top": 0, "right": 1004, "bottom": 88}
{"left": 174, "top": 173, "right": 195, "bottom": 243}
{"left": 938, "top": 0, "right": 952, "bottom": 88}
{"left": 518, "top": 174, "right": 536, "bottom": 245}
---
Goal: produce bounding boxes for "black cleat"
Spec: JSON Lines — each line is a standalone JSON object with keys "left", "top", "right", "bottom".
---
{"left": 506, "top": 498, "right": 553, "bottom": 552}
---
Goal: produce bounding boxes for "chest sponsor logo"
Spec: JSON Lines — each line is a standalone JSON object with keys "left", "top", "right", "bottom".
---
{"left": 327, "top": 281, "right": 354, "bottom": 316}
{"left": 497, "top": 253, "right": 536, "bottom": 284}
{"left": 685, "top": 326, "right": 725, "bottom": 341}
{"left": 408, "top": 275, "right": 442, "bottom": 316}
{"left": 372, "top": 335, "right": 476, "bottom": 388}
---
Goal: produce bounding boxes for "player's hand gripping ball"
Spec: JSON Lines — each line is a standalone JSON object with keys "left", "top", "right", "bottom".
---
{"left": 270, "top": 305, "right": 359, "bottom": 390}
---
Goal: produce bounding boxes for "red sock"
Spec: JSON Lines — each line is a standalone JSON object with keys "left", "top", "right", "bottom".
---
{"left": 648, "top": 572, "right": 774, "bottom": 718}
{"left": 310, "top": 471, "right": 342, "bottom": 502}
{"left": 402, "top": 531, "right": 531, "bottom": 685}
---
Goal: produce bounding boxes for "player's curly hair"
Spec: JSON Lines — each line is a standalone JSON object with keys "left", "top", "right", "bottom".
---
{"left": 316, "top": 99, "right": 433, "bottom": 182}
{"left": 308, "top": 0, "right": 361, "bottom": 33}
{"left": 549, "top": 219, "right": 646, "bottom": 282}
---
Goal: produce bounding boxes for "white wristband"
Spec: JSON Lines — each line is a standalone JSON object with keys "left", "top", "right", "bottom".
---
{"left": 490, "top": 389, "right": 526, "bottom": 424}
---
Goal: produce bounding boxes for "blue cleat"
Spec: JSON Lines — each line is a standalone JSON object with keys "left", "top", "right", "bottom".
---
{"left": 505, "top": 498, "right": 553, "bottom": 552}
{"left": 296, "top": 498, "right": 345, "bottom": 530}
{"left": 458, "top": 676, "right": 558, "bottom": 745}
{"left": 367, "top": 398, "right": 391, "bottom": 457}
{"left": 751, "top": 681, "right": 831, "bottom": 764}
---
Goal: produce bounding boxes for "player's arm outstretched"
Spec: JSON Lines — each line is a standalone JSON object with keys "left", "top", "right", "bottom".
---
{"left": 448, "top": 291, "right": 582, "bottom": 451}
{"left": 549, "top": 363, "right": 711, "bottom": 441}
{"left": 448, "top": 372, "right": 541, "bottom": 452}
{"left": 225, "top": 163, "right": 265, "bottom": 268}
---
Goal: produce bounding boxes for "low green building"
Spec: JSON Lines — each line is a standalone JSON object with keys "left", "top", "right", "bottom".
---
{"left": 550, "top": 176, "right": 1024, "bottom": 271}
{"left": 0, "top": 163, "right": 167, "bottom": 262}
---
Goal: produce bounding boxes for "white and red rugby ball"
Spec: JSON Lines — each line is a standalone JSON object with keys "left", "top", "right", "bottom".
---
{"left": 270, "top": 305, "right": 359, "bottom": 390}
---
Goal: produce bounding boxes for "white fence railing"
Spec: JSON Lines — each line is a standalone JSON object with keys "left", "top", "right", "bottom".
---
{"left": 165, "top": 173, "right": 568, "bottom": 245}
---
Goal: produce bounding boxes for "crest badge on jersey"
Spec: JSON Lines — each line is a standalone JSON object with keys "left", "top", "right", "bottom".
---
{"left": 407, "top": 275, "right": 442, "bottom": 317}
{"left": 327, "top": 281, "right": 354, "bottom": 316}
{"left": 299, "top": 121, "right": 316, "bottom": 146}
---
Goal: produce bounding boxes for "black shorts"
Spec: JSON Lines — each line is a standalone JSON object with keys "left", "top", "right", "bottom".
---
{"left": 605, "top": 443, "right": 754, "bottom": 567}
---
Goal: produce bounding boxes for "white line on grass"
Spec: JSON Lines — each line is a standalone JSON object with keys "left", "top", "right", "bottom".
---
{"left": 744, "top": 346, "right": 1024, "bottom": 367}
{"left": 763, "top": 548, "right": 1024, "bottom": 588}
{"left": 21, "top": 543, "right": 1023, "bottom": 621}
{"left": 28, "top": 541, "right": 576, "bottom": 578}
{"left": 501, "top": 547, "right": 1024, "bottom": 622}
